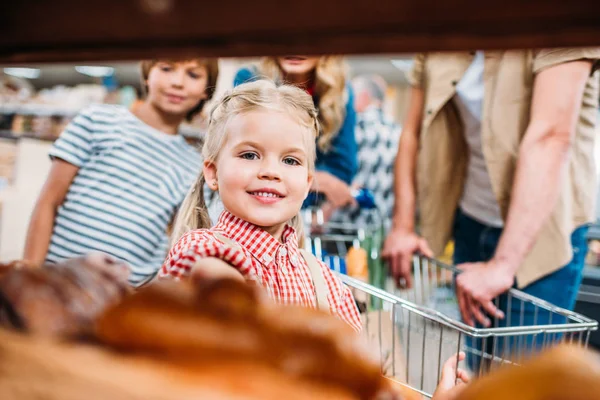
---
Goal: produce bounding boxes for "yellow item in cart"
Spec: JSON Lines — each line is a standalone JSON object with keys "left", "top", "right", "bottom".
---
{"left": 439, "top": 240, "right": 454, "bottom": 264}
{"left": 346, "top": 246, "right": 368, "bottom": 281}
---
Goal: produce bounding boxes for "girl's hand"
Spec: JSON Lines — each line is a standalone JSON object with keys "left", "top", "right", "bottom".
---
{"left": 432, "top": 352, "right": 470, "bottom": 400}
{"left": 191, "top": 257, "right": 244, "bottom": 283}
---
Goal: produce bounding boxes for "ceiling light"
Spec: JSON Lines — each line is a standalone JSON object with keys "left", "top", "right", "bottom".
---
{"left": 75, "top": 66, "right": 115, "bottom": 77}
{"left": 3, "top": 67, "right": 41, "bottom": 79}
{"left": 390, "top": 59, "right": 414, "bottom": 72}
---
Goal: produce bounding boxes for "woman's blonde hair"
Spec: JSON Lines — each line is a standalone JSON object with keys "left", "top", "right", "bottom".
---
{"left": 171, "top": 80, "right": 320, "bottom": 247}
{"left": 258, "top": 56, "right": 347, "bottom": 152}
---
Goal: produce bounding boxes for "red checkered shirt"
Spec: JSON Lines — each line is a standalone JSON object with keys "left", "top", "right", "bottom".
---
{"left": 160, "top": 211, "right": 362, "bottom": 332}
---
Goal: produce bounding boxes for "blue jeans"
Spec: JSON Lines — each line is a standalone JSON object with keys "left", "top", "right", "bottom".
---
{"left": 452, "top": 208, "right": 588, "bottom": 371}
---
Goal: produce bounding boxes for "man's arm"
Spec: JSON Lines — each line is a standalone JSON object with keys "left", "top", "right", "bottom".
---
{"left": 456, "top": 60, "right": 594, "bottom": 326}
{"left": 383, "top": 86, "right": 432, "bottom": 287}
{"left": 494, "top": 60, "right": 593, "bottom": 272}
{"left": 391, "top": 86, "right": 425, "bottom": 232}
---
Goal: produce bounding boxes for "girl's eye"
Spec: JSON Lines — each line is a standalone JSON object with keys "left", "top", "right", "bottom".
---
{"left": 240, "top": 152, "right": 258, "bottom": 160}
{"left": 283, "top": 157, "right": 300, "bottom": 166}
{"left": 188, "top": 71, "right": 201, "bottom": 79}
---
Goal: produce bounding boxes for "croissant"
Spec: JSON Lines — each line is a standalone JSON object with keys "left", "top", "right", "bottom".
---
{"left": 0, "top": 253, "right": 130, "bottom": 336}
{"left": 96, "top": 278, "right": 406, "bottom": 400}
{"left": 0, "top": 328, "right": 357, "bottom": 400}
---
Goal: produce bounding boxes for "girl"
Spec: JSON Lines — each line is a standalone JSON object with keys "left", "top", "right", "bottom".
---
{"left": 24, "top": 58, "right": 219, "bottom": 286}
{"left": 161, "top": 81, "right": 470, "bottom": 398}
{"left": 233, "top": 56, "right": 358, "bottom": 210}
{"left": 160, "top": 79, "right": 362, "bottom": 331}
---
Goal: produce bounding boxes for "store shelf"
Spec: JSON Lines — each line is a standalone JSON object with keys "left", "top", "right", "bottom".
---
{"left": 0, "top": 131, "right": 57, "bottom": 143}
{"left": 0, "top": 104, "right": 80, "bottom": 118}
{"left": 3, "top": 0, "right": 600, "bottom": 63}
{"left": 0, "top": 130, "right": 204, "bottom": 145}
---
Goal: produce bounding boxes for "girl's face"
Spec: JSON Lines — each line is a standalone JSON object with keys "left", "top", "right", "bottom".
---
{"left": 204, "top": 110, "right": 313, "bottom": 240}
{"left": 276, "top": 56, "right": 320, "bottom": 82}
{"left": 145, "top": 61, "right": 208, "bottom": 118}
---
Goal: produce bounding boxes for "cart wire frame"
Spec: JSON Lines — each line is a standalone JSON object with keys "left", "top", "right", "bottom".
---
{"left": 303, "top": 206, "right": 598, "bottom": 397}
{"left": 338, "top": 257, "right": 598, "bottom": 397}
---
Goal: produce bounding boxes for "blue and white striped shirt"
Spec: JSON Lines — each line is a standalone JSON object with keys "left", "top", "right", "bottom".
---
{"left": 46, "top": 104, "right": 202, "bottom": 286}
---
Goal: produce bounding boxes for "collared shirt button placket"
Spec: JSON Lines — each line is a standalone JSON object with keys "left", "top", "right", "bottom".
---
{"left": 262, "top": 254, "right": 272, "bottom": 264}
{"left": 279, "top": 247, "right": 289, "bottom": 274}
{"left": 290, "top": 254, "right": 299, "bottom": 267}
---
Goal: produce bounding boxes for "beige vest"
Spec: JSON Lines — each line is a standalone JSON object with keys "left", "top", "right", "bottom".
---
{"left": 407, "top": 49, "right": 600, "bottom": 287}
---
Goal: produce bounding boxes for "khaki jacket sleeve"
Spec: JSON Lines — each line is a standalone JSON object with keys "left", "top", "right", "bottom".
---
{"left": 406, "top": 53, "right": 427, "bottom": 88}
{"left": 533, "top": 48, "right": 600, "bottom": 75}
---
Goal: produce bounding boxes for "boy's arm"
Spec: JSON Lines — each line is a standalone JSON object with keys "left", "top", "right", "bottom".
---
{"left": 23, "top": 159, "right": 79, "bottom": 264}
{"left": 24, "top": 105, "right": 101, "bottom": 265}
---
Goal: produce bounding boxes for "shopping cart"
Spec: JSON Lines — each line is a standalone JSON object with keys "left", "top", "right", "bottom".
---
{"left": 302, "top": 189, "right": 388, "bottom": 291}
{"left": 303, "top": 199, "right": 599, "bottom": 398}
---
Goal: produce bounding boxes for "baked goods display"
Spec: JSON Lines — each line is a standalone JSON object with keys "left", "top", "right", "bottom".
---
{"left": 0, "top": 327, "right": 360, "bottom": 400}
{"left": 1, "top": 254, "right": 599, "bottom": 400}
{"left": 0, "top": 253, "right": 130, "bottom": 336}
{"left": 0, "top": 257, "right": 409, "bottom": 399}
{"left": 96, "top": 278, "right": 403, "bottom": 400}
{"left": 456, "top": 345, "right": 600, "bottom": 400}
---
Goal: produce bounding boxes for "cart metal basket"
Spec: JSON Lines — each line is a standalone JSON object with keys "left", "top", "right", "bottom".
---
{"left": 339, "top": 257, "right": 598, "bottom": 397}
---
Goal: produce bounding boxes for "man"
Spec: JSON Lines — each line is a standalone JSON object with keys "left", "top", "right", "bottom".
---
{"left": 325, "top": 74, "right": 400, "bottom": 231}
{"left": 382, "top": 49, "right": 600, "bottom": 332}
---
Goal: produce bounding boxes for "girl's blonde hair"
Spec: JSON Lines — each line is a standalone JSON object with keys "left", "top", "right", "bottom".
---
{"left": 171, "top": 80, "right": 320, "bottom": 247}
{"left": 258, "top": 56, "right": 347, "bottom": 152}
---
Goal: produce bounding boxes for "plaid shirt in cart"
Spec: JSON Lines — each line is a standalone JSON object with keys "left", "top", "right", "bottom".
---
{"left": 160, "top": 211, "right": 362, "bottom": 332}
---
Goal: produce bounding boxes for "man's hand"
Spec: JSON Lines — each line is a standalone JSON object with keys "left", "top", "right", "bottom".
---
{"left": 455, "top": 260, "right": 512, "bottom": 327}
{"left": 382, "top": 228, "right": 433, "bottom": 288}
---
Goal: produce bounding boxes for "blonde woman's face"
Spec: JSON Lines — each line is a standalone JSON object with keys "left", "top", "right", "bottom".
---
{"left": 276, "top": 56, "right": 320, "bottom": 81}
{"left": 145, "top": 61, "right": 208, "bottom": 118}
{"left": 204, "top": 110, "right": 313, "bottom": 239}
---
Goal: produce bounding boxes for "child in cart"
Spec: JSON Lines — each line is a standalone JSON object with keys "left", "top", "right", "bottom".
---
{"left": 160, "top": 79, "right": 362, "bottom": 331}
{"left": 159, "top": 80, "right": 470, "bottom": 398}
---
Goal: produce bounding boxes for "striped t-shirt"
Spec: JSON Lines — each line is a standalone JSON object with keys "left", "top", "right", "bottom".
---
{"left": 46, "top": 104, "right": 202, "bottom": 286}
